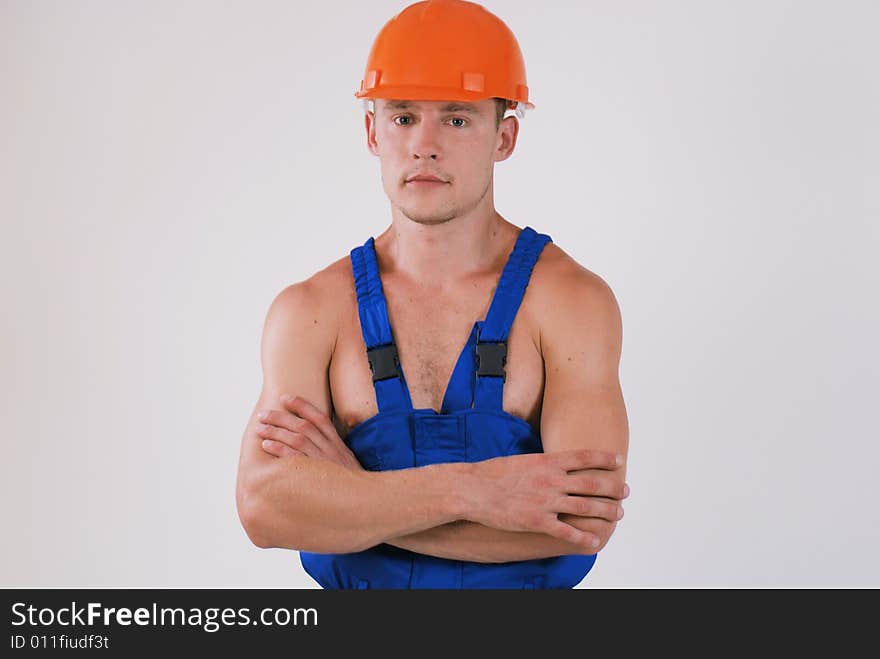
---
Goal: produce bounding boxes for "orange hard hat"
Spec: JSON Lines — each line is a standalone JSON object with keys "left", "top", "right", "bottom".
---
{"left": 355, "top": 0, "right": 534, "bottom": 117}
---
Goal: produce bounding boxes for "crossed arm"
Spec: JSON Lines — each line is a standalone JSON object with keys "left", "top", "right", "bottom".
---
{"left": 236, "top": 269, "right": 629, "bottom": 563}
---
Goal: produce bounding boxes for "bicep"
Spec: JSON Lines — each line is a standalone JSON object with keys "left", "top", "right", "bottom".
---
{"left": 236, "top": 280, "right": 335, "bottom": 500}
{"left": 539, "top": 272, "right": 629, "bottom": 462}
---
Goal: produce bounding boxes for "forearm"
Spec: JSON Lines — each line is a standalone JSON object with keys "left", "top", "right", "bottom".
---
{"left": 241, "top": 455, "right": 471, "bottom": 554}
{"left": 384, "top": 520, "right": 594, "bottom": 563}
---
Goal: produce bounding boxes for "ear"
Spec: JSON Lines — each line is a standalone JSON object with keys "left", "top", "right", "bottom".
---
{"left": 365, "top": 110, "right": 379, "bottom": 157}
{"left": 493, "top": 115, "right": 520, "bottom": 163}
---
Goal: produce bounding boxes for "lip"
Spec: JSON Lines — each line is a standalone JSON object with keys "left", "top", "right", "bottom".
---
{"left": 406, "top": 174, "right": 448, "bottom": 183}
{"left": 406, "top": 179, "right": 447, "bottom": 186}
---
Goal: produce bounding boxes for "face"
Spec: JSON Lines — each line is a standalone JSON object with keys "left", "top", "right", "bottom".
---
{"left": 365, "top": 98, "right": 518, "bottom": 226}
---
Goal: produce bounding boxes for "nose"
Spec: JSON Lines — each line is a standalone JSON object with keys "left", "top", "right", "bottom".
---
{"left": 411, "top": 119, "right": 441, "bottom": 160}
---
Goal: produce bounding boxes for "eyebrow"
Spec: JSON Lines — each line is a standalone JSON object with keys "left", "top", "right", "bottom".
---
{"left": 383, "top": 101, "right": 481, "bottom": 114}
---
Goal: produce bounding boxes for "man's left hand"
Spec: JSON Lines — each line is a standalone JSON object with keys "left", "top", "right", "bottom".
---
{"left": 256, "top": 395, "right": 363, "bottom": 471}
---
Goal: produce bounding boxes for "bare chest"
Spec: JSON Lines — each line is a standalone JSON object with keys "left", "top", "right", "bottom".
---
{"left": 328, "top": 277, "right": 545, "bottom": 440}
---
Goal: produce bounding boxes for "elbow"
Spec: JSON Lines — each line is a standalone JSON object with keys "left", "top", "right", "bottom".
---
{"left": 235, "top": 476, "right": 358, "bottom": 553}
{"left": 240, "top": 511, "right": 272, "bottom": 550}
{"left": 236, "top": 483, "right": 272, "bottom": 549}
{"left": 243, "top": 512, "right": 364, "bottom": 554}
{"left": 236, "top": 477, "right": 292, "bottom": 550}
{"left": 235, "top": 457, "right": 375, "bottom": 553}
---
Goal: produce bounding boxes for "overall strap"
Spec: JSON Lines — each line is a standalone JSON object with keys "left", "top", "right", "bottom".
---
{"left": 472, "top": 226, "right": 552, "bottom": 411}
{"left": 350, "top": 237, "right": 413, "bottom": 413}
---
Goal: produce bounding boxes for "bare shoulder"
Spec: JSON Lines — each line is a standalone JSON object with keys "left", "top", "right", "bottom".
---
{"left": 268, "top": 254, "right": 354, "bottom": 347}
{"left": 531, "top": 242, "right": 619, "bottom": 301}
{"left": 527, "top": 241, "right": 623, "bottom": 355}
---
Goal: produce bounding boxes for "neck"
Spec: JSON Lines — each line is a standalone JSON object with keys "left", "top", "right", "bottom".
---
{"left": 376, "top": 191, "right": 516, "bottom": 288}
{"left": 378, "top": 213, "right": 516, "bottom": 288}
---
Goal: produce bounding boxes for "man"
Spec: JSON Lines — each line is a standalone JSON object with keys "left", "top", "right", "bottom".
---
{"left": 235, "top": 0, "right": 630, "bottom": 589}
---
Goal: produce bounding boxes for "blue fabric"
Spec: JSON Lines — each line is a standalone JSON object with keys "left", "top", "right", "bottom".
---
{"left": 300, "top": 226, "right": 597, "bottom": 589}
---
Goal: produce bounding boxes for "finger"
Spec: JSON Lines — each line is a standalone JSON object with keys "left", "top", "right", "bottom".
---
{"left": 283, "top": 396, "right": 361, "bottom": 466}
{"left": 542, "top": 517, "right": 601, "bottom": 552}
{"left": 340, "top": 452, "right": 366, "bottom": 471}
{"left": 261, "top": 439, "right": 306, "bottom": 459}
{"left": 562, "top": 472, "right": 628, "bottom": 500}
{"left": 284, "top": 396, "right": 346, "bottom": 448}
{"left": 556, "top": 496, "right": 624, "bottom": 523}
{"left": 256, "top": 422, "right": 323, "bottom": 459}
{"left": 567, "top": 470, "right": 632, "bottom": 499}
{"left": 548, "top": 448, "right": 623, "bottom": 472}
{"left": 558, "top": 513, "right": 616, "bottom": 534}
{"left": 275, "top": 398, "right": 341, "bottom": 455}
{"left": 260, "top": 408, "right": 334, "bottom": 457}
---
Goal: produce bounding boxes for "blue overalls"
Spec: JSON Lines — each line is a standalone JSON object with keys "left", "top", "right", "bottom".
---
{"left": 300, "top": 226, "right": 597, "bottom": 589}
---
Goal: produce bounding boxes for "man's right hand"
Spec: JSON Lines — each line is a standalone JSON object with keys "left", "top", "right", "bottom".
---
{"left": 461, "top": 449, "right": 628, "bottom": 552}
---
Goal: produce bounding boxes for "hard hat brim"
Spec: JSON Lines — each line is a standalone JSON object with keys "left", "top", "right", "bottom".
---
{"left": 355, "top": 85, "right": 534, "bottom": 111}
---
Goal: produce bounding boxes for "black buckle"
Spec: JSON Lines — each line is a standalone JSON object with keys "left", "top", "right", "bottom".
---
{"left": 476, "top": 341, "right": 507, "bottom": 380}
{"left": 366, "top": 343, "right": 400, "bottom": 382}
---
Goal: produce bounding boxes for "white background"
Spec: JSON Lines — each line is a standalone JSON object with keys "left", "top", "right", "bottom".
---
{"left": 2, "top": 0, "right": 878, "bottom": 587}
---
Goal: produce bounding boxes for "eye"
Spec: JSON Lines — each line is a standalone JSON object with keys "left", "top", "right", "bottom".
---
{"left": 391, "top": 114, "right": 468, "bottom": 127}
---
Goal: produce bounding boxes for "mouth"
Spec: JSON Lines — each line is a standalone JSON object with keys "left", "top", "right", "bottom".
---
{"left": 405, "top": 175, "right": 449, "bottom": 190}
{"left": 405, "top": 173, "right": 449, "bottom": 185}
{"left": 406, "top": 179, "right": 448, "bottom": 187}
